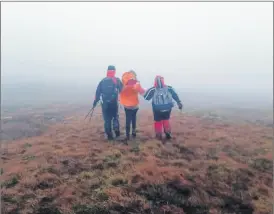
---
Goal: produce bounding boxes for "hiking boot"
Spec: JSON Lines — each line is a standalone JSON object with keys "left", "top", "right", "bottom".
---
{"left": 115, "top": 131, "right": 120, "bottom": 138}
{"left": 165, "top": 133, "right": 172, "bottom": 140}
{"left": 132, "top": 131, "right": 137, "bottom": 139}
{"left": 107, "top": 134, "right": 114, "bottom": 141}
{"left": 123, "top": 135, "right": 129, "bottom": 145}
{"left": 156, "top": 133, "right": 162, "bottom": 140}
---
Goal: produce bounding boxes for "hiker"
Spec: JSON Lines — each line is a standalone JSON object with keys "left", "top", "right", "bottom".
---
{"left": 92, "top": 65, "right": 123, "bottom": 140}
{"left": 120, "top": 70, "right": 145, "bottom": 140}
{"left": 143, "top": 75, "right": 183, "bottom": 140}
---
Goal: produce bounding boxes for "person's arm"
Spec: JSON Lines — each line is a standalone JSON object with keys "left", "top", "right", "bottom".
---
{"left": 168, "top": 86, "right": 183, "bottom": 109}
{"left": 133, "top": 82, "right": 146, "bottom": 95}
{"left": 93, "top": 81, "right": 102, "bottom": 107}
{"left": 143, "top": 87, "right": 155, "bottom": 101}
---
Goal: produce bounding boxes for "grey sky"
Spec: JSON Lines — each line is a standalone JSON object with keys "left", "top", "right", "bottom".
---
{"left": 1, "top": 2, "right": 273, "bottom": 94}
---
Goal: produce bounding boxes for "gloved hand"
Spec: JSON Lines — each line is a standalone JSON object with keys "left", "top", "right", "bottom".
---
{"left": 178, "top": 102, "right": 183, "bottom": 110}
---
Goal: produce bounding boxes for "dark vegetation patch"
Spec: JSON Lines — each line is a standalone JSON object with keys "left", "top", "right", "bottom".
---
{"left": 220, "top": 196, "right": 254, "bottom": 214}
{"left": 103, "top": 154, "right": 121, "bottom": 169}
{"left": 73, "top": 204, "right": 110, "bottom": 214}
{"left": 36, "top": 206, "right": 61, "bottom": 214}
{"left": 96, "top": 190, "right": 109, "bottom": 201}
{"left": 173, "top": 144, "right": 196, "bottom": 161}
{"left": 2, "top": 175, "right": 20, "bottom": 188}
{"left": 130, "top": 146, "right": 140, "bottom": 153}
{"left": 206, "top": 148, "right": 219, "bottom": 160}
{"left": 35, "top": 196, "right": 61, "bottom": 214}
{"left": 22, "top": 155, "right": 36, "bottom": 161}
{"left": 2, "top": 195, "right": 18, "bottom": 204}
{"left": 60, "top": 158, "right": 90, "bottom": 175}
{"left": 110, "top": 177, "right": 128, "bottom": 186}
{"left": 250, "top": 158, "right": 273, "bottom": 174}
{"left": 109, "top": 200, "right": 147, "bottom": 214}
{"left": 135, "top": 178, "right": 209, "bottom": 214}
{"left": 23, "top": 143, "right": 32, "bottom": 148}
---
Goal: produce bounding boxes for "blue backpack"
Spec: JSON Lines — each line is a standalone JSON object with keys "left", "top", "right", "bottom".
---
{"left": 100, "top": 77, "right": 119, "bottom": 104}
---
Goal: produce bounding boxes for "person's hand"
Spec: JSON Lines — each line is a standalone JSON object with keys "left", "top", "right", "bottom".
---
{"left": 178, "top": 102, "right": 183, "bottom": 110}
{"left": 134, "top": 82, "right": 141, "bottom": 90}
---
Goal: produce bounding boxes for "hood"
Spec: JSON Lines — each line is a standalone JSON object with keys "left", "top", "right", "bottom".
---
{"left": 154, "top": 75, "right": 165, "bottom": 88}
{"left": 122, "top": 71, "right": 137, "bottom": 86}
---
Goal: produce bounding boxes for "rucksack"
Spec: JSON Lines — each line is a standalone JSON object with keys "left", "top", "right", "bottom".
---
{"left": 100, "top": 77, "right": 119, "bottom": 104}
{"left": 152, "top": 86, "right": 173, "bottom": 111}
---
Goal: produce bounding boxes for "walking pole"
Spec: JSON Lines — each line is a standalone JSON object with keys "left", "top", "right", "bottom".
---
{"left": 89, "top": 108, "right": 94, "bottom": 122}
{"left": 84, "top": 107, "right": 94, "bottom": 120}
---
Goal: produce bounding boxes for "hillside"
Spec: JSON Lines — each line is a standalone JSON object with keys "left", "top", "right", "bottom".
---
{"left": 1, "top": 109, "right": 273, "bottom": 214}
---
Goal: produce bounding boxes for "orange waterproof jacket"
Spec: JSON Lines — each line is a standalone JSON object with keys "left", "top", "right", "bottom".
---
{"left": 120, "top": 71, "right": 144, "bottom": 107}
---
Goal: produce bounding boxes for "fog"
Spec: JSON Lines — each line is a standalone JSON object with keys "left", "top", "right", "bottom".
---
{"left": 1, "top": 2, "right": 273, "bottom": 108}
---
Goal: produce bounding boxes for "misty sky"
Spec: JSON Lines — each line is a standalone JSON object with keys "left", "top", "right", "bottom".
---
{"left": 1, "top": 2, "right": 273, "bottom": 94}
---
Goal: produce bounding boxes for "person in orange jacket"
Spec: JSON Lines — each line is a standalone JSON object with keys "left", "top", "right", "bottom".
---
{"left": 120, "top": 70, "right": 145, "bottom": 141}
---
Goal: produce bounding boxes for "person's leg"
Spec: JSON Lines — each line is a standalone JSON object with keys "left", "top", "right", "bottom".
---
{"left": 124, "top": 108, "right": 132, "bottom": 139}
{"left": 111, "top": 103, "right": 120, "bottom": 137}
{"left": 101, "top": 105, "right": 107, "bottom": 134}
{"left": 153, "top": 110, "right": 163, "bottom": 140}
{"left": 162, "top": 110, "right": 172, "bottom": 139}
{"left": 131, "top": 108, "right": 139, "bottom": 138}
{"left": 102, "top": 104, "right": 113, "bottom": 140}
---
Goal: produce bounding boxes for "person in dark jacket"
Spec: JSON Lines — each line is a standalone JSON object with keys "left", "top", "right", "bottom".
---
{"left": 143, "top": 75, "right": 183, "bottom": 140}
{"left": 92, "top": 65, "right": 123, "bottom": 140}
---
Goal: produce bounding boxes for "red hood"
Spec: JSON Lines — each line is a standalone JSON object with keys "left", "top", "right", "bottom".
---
{"left": 154, "top": 75, "right": 165, "bottom": 88}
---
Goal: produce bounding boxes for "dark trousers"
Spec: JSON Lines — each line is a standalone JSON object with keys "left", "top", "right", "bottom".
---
{"left": 124, "top": 108, "right": 138, "bottom": 137}
{"left": 102, "top": 102, "right": 119, "bottom": 136}
{"left": 153, "top": 109, "right": 171, "bottom": 121}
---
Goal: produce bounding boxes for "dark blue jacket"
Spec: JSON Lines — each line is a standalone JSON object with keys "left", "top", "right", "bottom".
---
{"left": 93, "top": 77, "right": 123, "bottom": 106}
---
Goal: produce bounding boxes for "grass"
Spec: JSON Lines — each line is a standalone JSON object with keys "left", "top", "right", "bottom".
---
{"left": 23, "top": 143, "right": 32, "bottom": 148}
{"left": 109, "top": 176, "right": 128, "bottom": 186}
{"left": 250, "top": 158, "right": 273, "bottom": 173}
{"left": 73, "top": 204, "right": 110, "bottom": 214}
{"left": 2, "top": 175, "right": 20, "bottom": 188}
{"left": 22, "top": 155, "right": 36, "bottom": 161}
{"left": 95, "top": 189, "right": 109, "bottom": 201}
{"left": 2, "top": 195, "right": 18, "bottom": 204}
{"left": 103, "top": 153, "right": 121, "bottom": 169}
{"left": 79, "top": 171, "right": 95, "bottom": 180}
{"left": 130, "top": 146, "right": 140, "bottom": 153}
{"left": 37, "top": 206, "right": 62, "bottom": 214}
{"left": 1, "top": 109, "right": 272, "bottom": 214}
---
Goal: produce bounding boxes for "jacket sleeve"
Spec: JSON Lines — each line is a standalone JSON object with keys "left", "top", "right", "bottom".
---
{"left": 168, "top": 86, "right": 181, "bottom": 104}
{"left": 143, "top": 87, "right": 155, "bottom": 101}
{"left": 93, "top": 80, "right": 102, "bottom": 105}
{"left": 133, "top": 82, "right": 146, "bottom": 95}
